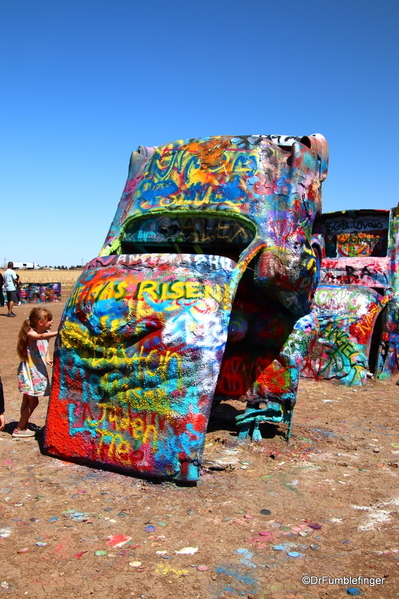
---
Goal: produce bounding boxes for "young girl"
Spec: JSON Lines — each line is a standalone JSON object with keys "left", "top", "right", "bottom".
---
{"left": 13, "top": 307, "right": 58, "bottom": 438}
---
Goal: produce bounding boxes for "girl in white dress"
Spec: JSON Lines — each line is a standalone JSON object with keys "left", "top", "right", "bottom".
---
{"left": 13, "top": 307, "right": 58, "bottom": 438}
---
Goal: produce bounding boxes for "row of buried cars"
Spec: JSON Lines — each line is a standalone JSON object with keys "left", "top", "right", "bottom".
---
{"left": 43, "top": 134, "right": 399, "bottom": 481}
{"left": 307, "top": 207, "right": 399, "bottom": 385}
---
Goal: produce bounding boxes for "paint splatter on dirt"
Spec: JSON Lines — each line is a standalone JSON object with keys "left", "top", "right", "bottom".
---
{"left": 0, "top": 301, "right": 398, "bottom": 598}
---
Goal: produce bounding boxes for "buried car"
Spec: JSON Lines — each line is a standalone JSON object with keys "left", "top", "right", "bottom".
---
{"left": 44, "top": 134, "right": 329, "bottom": 481}
{"left": 302, "top": 208, "right": 399, "bottom": 385}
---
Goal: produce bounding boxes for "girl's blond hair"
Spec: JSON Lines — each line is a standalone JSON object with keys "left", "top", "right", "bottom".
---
{"left": 17, "top": 307, "right": 53, "bottom": 361}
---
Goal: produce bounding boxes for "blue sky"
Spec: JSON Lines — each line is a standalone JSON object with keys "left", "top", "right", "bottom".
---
{"left": 1, "top": 0, "right": 398, "bottom": 267}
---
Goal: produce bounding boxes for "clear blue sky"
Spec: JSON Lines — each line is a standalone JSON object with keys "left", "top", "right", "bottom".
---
{"left": 1, "top": 0, "right": 398, "bottom": 267}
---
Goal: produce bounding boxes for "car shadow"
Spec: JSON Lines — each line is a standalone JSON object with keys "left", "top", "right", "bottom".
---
{"left": 207, "top": 401, "right": 285, "bottom": 439}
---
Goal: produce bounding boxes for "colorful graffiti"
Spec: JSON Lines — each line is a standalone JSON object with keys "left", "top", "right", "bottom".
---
{"left": 45, "top": 254, "right": 236, "bottom": 481}
{"left": 2, "top": 283, "right": 61, "bottom": 305}
{"left": 302, "top": 285, "right": 390, "bottom": 385}
{"left": 44, "top": 134, "right": 329, "bottom": 480}
{"left": 378, "top": 297, "right": 399, "bottom": 378}
{"left": 307, "top": 209, "right": 399, "bottom": 384}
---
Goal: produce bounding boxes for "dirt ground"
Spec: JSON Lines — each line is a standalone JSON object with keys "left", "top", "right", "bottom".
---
{"left": 0, "top": 293, "right": 398, "bottom": 599}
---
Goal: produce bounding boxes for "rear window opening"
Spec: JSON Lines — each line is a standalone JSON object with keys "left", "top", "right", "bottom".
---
{"left": 324, "top": 230, "right": 388, "bottom": 258}
{"left": 120, "top": 215, "right": 255, "bottom": 262}
{"left": 313, "top": 210, "right": 390, "bottom": 259}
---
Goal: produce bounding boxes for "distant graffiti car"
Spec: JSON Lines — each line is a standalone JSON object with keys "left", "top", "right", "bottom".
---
{"left": 302, "top": 208, "right": 399, "bottom": 385}
{"left": 44, "top": 134, "right": 329, "bottom": 481}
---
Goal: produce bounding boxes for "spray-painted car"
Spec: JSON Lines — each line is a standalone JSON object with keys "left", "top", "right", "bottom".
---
{"left": 44, "top": 134, "right": 329, "bottom": 481}
{"left": 302, "top": 208, "right": 399, "bottom": 385}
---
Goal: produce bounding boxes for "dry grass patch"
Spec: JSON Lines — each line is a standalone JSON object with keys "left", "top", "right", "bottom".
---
{"left": 16, "top": 269, "right": 83, "bottom": 286}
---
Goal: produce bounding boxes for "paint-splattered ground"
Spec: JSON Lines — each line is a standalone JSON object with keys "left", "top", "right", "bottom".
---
{"left": 1, "top": 301, "right": 398, "bottom": 599}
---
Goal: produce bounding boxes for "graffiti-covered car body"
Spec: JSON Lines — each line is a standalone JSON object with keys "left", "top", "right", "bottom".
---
{"left": 44, "top": 134, "right": 329, "bottom": 481}
{"left": 302, "top": 208, "right": 399, "bottom": 385}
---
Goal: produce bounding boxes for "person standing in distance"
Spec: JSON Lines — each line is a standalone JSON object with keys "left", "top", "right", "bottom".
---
{"left": 4, "top": 262, "right": 19, "bottom": 317}
{"left": 0, "top": 271, "right": 4, "bottom": 308}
